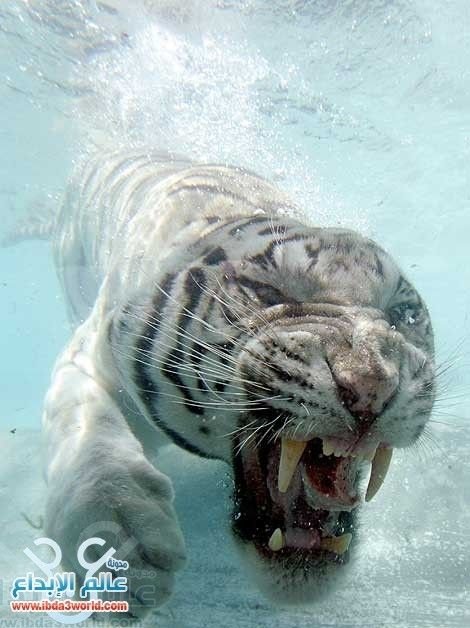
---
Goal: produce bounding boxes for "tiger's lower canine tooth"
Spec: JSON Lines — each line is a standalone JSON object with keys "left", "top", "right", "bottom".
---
{"left": 322, "top": 438, "right": 335, "bottom": 456}
{"left": 320, "top": 533, "right": 352, "bottom": 555}
{"left": 268, "top": 528, "right": 284, "bottom": 552}
{"left": 278, "top": 438, "right": 308, "bottom": 493}
{"left": 365, "top": 446, "right": 393, "bottom": 502}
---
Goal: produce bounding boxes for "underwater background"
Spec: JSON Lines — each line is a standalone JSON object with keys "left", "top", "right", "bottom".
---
{"left": 0, "top": 1, "right": 469, "bottom": 626}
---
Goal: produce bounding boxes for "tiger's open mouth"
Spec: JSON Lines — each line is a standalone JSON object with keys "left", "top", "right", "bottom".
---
{"left": 232, "top": 418, "right": 392, "bottom": 566}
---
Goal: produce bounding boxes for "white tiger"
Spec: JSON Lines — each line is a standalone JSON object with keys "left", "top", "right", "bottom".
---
{"left": 28, "top": 149, "right": 434, "bottom": 616}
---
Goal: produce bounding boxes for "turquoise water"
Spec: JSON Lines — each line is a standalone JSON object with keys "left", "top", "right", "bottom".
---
{"left": 0, "top": 1, "right": 469, "bottom": 626}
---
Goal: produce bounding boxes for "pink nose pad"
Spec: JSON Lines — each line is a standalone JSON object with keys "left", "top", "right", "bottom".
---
{"left": 335, "top": 370, "right": 399, "bottom": 420}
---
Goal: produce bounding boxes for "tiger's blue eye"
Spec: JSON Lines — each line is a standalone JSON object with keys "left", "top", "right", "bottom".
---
{"left": 390, "top": 303, "right": 419, "bottom": 326}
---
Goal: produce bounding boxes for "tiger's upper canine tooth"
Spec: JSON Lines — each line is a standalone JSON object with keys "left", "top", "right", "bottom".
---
{"left": 364, "top": 445, "right": 378, "bottom": 462}
{"left": 320, "top": 533, "right": 352, "bottom": 555}
{"left": 365, "top": 446, "right": 393, "bottom": 502}
{"left": 268, "top": 528, "right": 284, "bottom": 552}
{"left": 278, "top": 438, "right": 308, "bottom": 493}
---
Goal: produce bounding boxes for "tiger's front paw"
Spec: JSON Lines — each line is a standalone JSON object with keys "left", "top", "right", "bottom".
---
{"left": 46, "top": 453, "right": 186, "bottom": 616}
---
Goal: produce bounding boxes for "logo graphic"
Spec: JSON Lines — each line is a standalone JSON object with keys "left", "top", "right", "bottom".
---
{"left": 10, "top": 537, "right": 129, "bottom": 624}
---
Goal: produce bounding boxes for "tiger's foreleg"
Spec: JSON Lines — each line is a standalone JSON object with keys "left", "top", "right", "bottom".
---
{"left": 42, "top": 315, "right": 186, "bottom": 616}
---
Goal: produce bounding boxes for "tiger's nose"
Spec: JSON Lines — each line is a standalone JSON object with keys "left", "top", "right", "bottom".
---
{"left": 330, "top": 315, "right": 401, "bottom": 420}
{"left": 333, "top": 367, "right": 399, "bottom": 420}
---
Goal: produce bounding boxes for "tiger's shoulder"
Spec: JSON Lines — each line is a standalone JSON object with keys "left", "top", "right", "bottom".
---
{"left": 54, "top": 149, "right": 302, "bottom": 323}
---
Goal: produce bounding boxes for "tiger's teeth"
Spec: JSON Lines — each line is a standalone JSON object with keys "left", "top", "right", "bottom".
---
{"left": 268, "top": 528, "right": 284, "bottom": 552}
{"left": 320, "top": 533, "right": 352, "bottom": 555}
{"left": 278, "top": 438, "right": 308, "bottom": 493}
{"left": 364, "top": 445, "right": 378, "bottom": 462}
{"left": 365, "top": 447, "right": 393, "bottom": 502}
{"left": 322, "top": 438, "right": 335, "bottom": 456}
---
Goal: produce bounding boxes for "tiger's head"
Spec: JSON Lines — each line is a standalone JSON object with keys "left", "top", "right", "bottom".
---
{"left": 120, "top": 215, "right": 435, "bottom": 604}
{"left": 201, "top": 219, "right": 435, "bottom": 603}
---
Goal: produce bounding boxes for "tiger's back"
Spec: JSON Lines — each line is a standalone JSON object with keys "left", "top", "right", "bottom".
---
{"left": 54, "top": 150, "right": 298, "bottom": 323}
